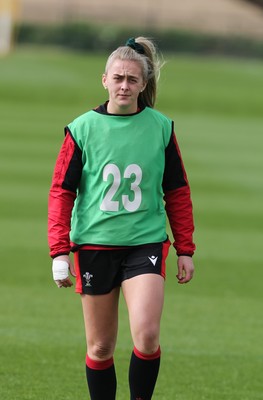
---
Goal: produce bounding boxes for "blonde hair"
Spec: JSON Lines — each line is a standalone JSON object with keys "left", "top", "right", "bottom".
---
{"left": 104, "top": 37, "right": 164, "bottom": 108}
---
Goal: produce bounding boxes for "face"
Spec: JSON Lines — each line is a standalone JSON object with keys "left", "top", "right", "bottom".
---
{"left": 102, "top": 59, "right": 146, "bottom": 114}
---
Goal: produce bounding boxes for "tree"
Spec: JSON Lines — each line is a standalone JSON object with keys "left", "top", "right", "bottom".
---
{"left": 241, "top": 0, "right": 263, "bottom": 9}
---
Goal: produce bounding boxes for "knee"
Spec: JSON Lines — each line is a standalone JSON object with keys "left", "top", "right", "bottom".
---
{"left": 135, "top": 325, "right": 160, "bottom": 354}
{"left": 88, "top": 341, "right": 115, "bottom": 361}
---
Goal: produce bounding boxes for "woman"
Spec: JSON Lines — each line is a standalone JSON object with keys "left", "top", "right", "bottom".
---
{"left": 48, "top": 36, "right": 195, "bottom": 400}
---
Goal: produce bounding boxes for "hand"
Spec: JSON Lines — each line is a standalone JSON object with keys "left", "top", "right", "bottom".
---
{"left": 176, "top": 256, "right": 194, "bottom": 284}
{"left": 52, "top": 255, "right": 76, "bottom": 288}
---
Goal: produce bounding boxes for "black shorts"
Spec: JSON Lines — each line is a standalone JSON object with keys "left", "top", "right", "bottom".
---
{"left": 74, "top": 240, "right": 171, "bottom": 295}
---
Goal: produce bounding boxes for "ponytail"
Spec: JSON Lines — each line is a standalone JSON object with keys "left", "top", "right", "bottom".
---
{"left": 134, "top": 37, "right": 163, "bottom": 108}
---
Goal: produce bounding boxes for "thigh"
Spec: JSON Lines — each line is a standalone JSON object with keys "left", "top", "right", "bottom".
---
{"left": 81, "top": 287, "right": 120, "bottom": 359}
{"left": 122, "top": 274, "right": 164, "bottom": 353}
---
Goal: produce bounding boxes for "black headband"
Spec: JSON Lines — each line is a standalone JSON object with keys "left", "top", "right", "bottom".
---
{"left": 125, "top": 37, "right": 145, "bottom": 55}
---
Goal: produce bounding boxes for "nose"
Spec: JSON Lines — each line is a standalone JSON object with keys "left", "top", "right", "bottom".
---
{"left": 121, "top": 79, "right": 129, "bottom": 91}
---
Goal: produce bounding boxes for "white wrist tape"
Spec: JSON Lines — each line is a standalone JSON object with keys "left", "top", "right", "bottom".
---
{"left": 52, "top": 259, "right": 69, "bottom": 281}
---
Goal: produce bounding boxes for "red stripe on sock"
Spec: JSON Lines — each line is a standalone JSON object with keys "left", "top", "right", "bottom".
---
{"left": 133, "top": 346, "right": 161, "bottom": 361}
{"left": 86, "top": 354, "right": 114, "bottom": 370}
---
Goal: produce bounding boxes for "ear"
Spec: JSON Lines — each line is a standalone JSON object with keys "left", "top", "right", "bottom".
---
{"left": 102, "top": 74, "right": 107, "bottom": 89}
{"left": 141, "top": 82, "right": 147, "bottom": 92}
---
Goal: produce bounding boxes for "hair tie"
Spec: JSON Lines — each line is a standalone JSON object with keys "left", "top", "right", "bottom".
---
{"left": 125, "top": 38, "right": 145, "bottom": 55}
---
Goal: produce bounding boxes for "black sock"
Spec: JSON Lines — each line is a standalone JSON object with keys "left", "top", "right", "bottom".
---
{"left": 129, "top": 346, "right": 161, "bottom": 400}
{"left": 85, "top": 355, "right": 117, "bottom": 400}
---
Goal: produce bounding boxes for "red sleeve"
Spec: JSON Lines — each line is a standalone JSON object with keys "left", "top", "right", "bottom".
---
{"left": 48, "top": 133, "right": 81, "bottom": 258}
{"left": 163, "top": 130, "right": 195, "bottom": 256}
{"left": 164, "top": 187, "right": 195, "bottom": 256}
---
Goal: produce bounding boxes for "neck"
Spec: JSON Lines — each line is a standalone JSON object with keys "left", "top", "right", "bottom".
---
{"left": 107, "top": 101, "right": 138, "bottom": 115}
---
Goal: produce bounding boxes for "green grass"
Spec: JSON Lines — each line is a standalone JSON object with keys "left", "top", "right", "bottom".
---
{"left": 0, "top": 46, "right": 263, "bottom": 399}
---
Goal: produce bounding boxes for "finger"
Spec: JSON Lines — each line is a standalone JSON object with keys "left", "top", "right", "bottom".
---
{"left": 177, "top": 271, "right": 193, "bottom": 284}
{"left": 55, "top": 280, "right": 63, "bottom": 288}
{"left": 55, "top": 279, "right": 73, "bottom": 288}
{"left": 176, "top": 265, "right": 185, "bottom": 282}
{"left": 176, "top": 273, "right": 183, "bottom": 281}
{"left": 177, "top": 275, "right": 187, "bottom": 284}
{"left": 69, "top": 263, "right": 76, "bottom": 277}
{"left": 176, "top": 266, "right": 183, "bottom": 281}
{"left": 178, "top": 277, "right": 189, "bottom": 284}
{"left": 61, "top": 278, "right": 73, "bottom": 288}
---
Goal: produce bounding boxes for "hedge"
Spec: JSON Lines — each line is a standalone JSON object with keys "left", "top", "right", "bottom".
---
{"left": 16, "top": 22, "right": 263, "bottom": 59}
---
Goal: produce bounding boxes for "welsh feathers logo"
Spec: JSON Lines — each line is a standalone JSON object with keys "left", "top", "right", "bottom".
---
{"left": 83, "top": 272, "right": 93, "bottom": 287}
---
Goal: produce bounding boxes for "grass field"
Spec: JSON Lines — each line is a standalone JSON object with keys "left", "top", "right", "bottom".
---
{"left": 0, "top": 46, "right": 263, "bottom": 400}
